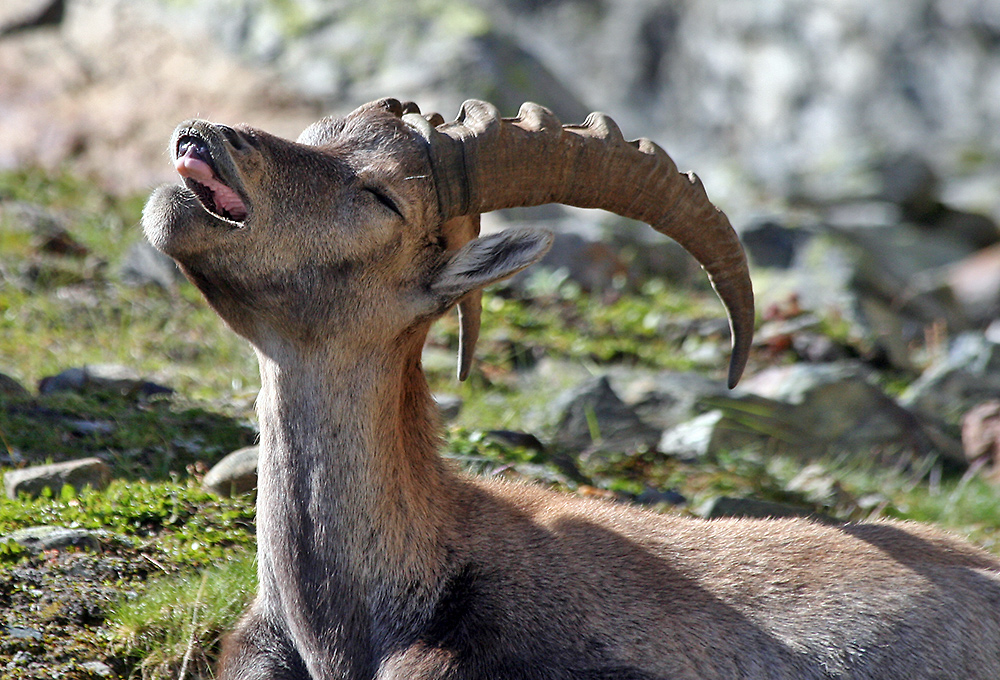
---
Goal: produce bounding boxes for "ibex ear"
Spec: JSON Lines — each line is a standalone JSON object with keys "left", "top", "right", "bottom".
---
{"left": 430, "top": 228, "right": 553, "bottom": 304}
{"left": 430, "top": 227, "right": 551, "bottom": 380}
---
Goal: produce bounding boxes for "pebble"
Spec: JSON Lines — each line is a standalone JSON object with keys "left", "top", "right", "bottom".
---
{"left": 3, "top": 457, "right": 112, "bottom": 500}
{"left": 2, "top": 525, "right": 101, "bottom": 554}
{"left": 203, "top": 446, "right": 259, "bottom": 497}
{"left": 38, "top": 364, "right": 173, "bottom": 398}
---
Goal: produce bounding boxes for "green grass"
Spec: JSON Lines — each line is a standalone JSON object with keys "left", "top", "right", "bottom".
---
{"left": 0, "top": 480, "right": 257, "bottom": 567}
{"left": 2, "top": 164, "right": 1000, "bottom": 676}
{"left": 426, "top": 276, "right": 721, "bottom": 381}
{"left": 110, "top": 552, "right": 256, "bottom": 680}
{"left": 0, "top": 271, "right": 260, "bottom": 406}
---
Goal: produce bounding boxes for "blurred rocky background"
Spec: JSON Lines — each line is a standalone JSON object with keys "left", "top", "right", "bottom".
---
{"left": 2, "top": 0, "right": 999, "bottom": 456}
{"left": 2, "top": 3, "right": 1000, "bottom": 673}
{"left": 2, "top": 0, "right": 999, "bottom": 204}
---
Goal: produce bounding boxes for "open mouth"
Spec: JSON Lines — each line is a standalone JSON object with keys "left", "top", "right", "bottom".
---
{"left": 175, "top": 134, "right": 249, "bottom": 223}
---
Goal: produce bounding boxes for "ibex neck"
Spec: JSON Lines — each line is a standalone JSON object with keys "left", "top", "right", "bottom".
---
{"left": 252, "top": 332, "right": 453, "bottom": 677}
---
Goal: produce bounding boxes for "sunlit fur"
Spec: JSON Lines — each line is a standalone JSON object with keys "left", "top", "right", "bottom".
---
{"left": 143, "top": 100, "right": 1000, "bottom": 680}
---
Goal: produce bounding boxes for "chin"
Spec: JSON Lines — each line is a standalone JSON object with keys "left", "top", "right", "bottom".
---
{"left": 142, "top": 183, "right": 225, "bottom": 259}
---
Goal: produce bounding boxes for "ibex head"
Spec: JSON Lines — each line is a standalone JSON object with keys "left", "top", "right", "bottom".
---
{"left": 143, "top": 98, "right": 754, "bottom": 385}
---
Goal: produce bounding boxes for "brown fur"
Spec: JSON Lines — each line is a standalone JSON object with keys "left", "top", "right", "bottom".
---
{"left": 143, "top": 99, "right": 1000, "bottom": 680}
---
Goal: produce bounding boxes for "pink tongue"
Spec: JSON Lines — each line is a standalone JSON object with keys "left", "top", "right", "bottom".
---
{"left": 175, "top": 153, "right": 248, "bottom": 220}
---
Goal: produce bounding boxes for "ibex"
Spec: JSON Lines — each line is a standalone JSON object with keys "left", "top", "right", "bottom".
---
{"left": 143, "top": 98, "right": 1000, "bottom": 679}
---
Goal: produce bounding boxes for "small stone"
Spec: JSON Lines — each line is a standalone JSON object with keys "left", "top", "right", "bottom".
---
{"left": 878, "top": 152, "right": 940, "bottom": 222}
{"left": 65, "top": 419, "right": 115, "bottom": 436}
{"left": 80, "top": 661, "right": 115, "bottom": 678}
{"left": 0, "top": 372, "right": 30, "bottom": 398}
{"left": 702, "top": 496, "right": 828, "bottom": 522}
{"left": 551, "top": 376, "right": 660, "bottom": 455}
{"left": 658, "top": 410, "right": 769, "bottom": 462}
{"left": 0, "top": 0, "right": 64, "bottom": 36}
{"left": 4, "top": 457, "right": 111, "bottom": 499}
{"left": 903, "top": 334, "right": 1000, "bottom": 425}
{"left": 741, "top": 219, "right": 810, "bottom": 269}
{"left": 619, "top": 370, "right": 734, "bottom": 432}
{"left": 635, "top": 487, "right": 686, "bottom": 506}
{"left": 38, "top": 364, "right": 172, "bottom": 398}
{"left": 118, "top": 240, "right": 181, "bottom": 290}
{"left": 485, "top": 430, "right": 546, "bottom": 452}
{"left": 203, "top": 446, "right": 259, "bottom": 497}
{"left": 432, "top": 393, "right": 463, "bottom": 422}
{"left": 3, "top": 525, "right": 100, "bottom": 553}
{"left": 4, "top": 625, "right": 43, "bottom": 640}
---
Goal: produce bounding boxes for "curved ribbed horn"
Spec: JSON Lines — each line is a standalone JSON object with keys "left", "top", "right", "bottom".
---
{"left": 406, "top": 100, "right": 754, "bottom": 388}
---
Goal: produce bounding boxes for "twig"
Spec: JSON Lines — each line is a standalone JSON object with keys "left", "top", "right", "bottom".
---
{"left": 178, "top": 571, "right": 209, "bottom": 680}
{"left": 141, "top": 553, "right": 170, "bottom": 574}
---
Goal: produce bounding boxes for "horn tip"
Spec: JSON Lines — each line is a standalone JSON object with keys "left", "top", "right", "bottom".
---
{"left": 726, "top": 321, "right": 753, "bottom": 389}
{"left": 727, "top": 356, "right": 747, "bottom": 389}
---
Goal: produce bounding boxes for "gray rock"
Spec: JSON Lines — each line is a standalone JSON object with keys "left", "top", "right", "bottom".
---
{"left": 38, "top": 364, "right": 173, "bottom": 398}
{"left": 4, "top": 457, "right": 111, "bottom": 499}
{"left": 741, "top": 363, "right": 877, "bottom": 437}
{"left": 485, "top": 430, "right": 545, "bottom": 453}
{"left": 433, "top": 393, "right": 463, "bottom": 422}
{"left": 753, "top": 210, "right": 983, "bottom": 370}
{"left": 2, "top": 525, "right": 100, "bottom": 553}
{"left": 80, "top": 661, "right": 115, "bottom": 678}
{"left": 118, "top": 240, "right": 182, "bottom": 289}
{"left": 203, "top": 446, "right": 259, "bottom": 497}
{"left": 742, "top": 362, "right": 965, "bottom": 465}
{"left": 878, "top": 152, "right": 940, "bottom": 222}
{"left": 551, "top": 376, "right": 660, "bottom": 456}
{"left": 0, "top": 0, "right": 64, "bottom": 36}
{"left": 65, "top": 419, "right": 115, "bottom": 436}
{"left": 0, "top": 201, "right": 67, "bottom": 238}
{"left": 4, "top": 625, "right": 43, "bottom": 640}
{"left": 618, "top": 370, "right": 735, "bottom": 432}
{"left": 634, "top": 487, "right": 686, "bottom": 507}
{"left": 646, "top": 362, "right": 965, "bottom": 466}
{"left": 903, "top": 333, "right": 1000, "bottom": 426}
{"left": 701, "top": 496, "right": 826, "bottom": 522}
{"left": 930, "top": 208, "right": 999, "bottom": 251}
{"left": 658, "top": 410, "right": 767, "bottom": 462}
{"left": 741, "top": 219, "right": 811, "bottom": 270}
{"left": 618, "top": 369, "right": 790, "bottom": 440}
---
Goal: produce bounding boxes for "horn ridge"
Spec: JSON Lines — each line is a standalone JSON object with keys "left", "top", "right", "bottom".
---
{"left": 412, "top": 99, "right": 755, "bottom": 386}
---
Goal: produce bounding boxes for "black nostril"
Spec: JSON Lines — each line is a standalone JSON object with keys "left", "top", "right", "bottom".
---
{"left": 218, "top": 125, "right": 247, "bottom": 151}
{"left": 177, "top": 135, "right": 209, "bottom": 160}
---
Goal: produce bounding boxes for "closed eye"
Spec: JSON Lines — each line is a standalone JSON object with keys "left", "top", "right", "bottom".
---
{"left": 364, "top": 186, "right": 403, "bottom": 219}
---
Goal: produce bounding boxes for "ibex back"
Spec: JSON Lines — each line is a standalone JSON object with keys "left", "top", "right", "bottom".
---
{"left": 143, "top": 98, "right": 1000, "bottom": 680}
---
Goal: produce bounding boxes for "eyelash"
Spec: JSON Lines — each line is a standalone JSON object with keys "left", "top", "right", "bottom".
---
{"left": 365, "top": 187, "right": 402, "bottom": 218}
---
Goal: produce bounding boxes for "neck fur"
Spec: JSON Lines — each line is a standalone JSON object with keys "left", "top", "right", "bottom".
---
{"left": 251, "top": 326, "right": 453, "bottom": 677}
